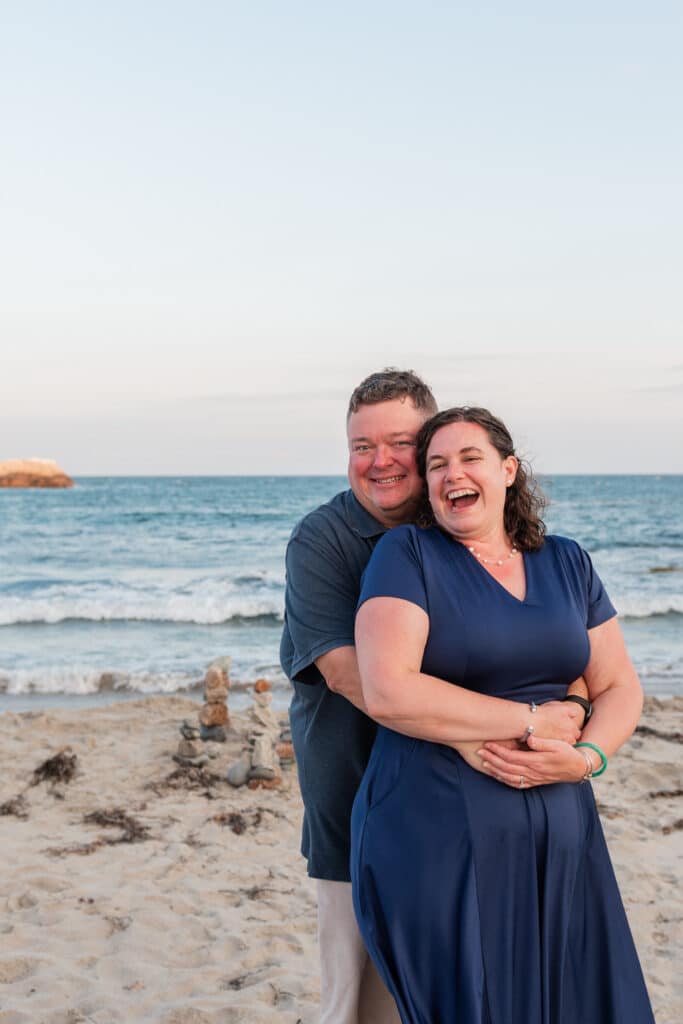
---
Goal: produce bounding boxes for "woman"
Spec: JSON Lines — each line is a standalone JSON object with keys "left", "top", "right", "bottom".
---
{"left": 350, "top": 407, "right": 653, "bottom": 1024}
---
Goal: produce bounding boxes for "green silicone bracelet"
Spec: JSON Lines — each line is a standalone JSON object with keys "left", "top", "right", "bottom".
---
{"left": 574, "top": 741, "right": 608, "bottom": 777}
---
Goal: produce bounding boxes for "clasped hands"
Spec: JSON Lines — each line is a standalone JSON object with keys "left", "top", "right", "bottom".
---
{"left": 453, "top": 700, "right": 588, "bottom": 788}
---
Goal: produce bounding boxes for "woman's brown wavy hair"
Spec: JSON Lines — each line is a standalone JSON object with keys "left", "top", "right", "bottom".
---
{"left": 415, "top": 407, "right": 547, "bottom": 552}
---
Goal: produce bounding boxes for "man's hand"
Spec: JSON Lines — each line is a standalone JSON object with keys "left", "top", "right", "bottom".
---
{"left": 533, "top": 701, "right": 582, "bottom": 744}
{"left": 451, "top": 738, "right": 518, "bottom": 774}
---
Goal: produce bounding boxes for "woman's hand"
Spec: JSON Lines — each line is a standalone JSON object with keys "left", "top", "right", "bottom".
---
{"left": 533, "top": 701, "right": 582, "bottom": 744}
{"left": 477, "top": 734, "right": 587, "bottom": 788}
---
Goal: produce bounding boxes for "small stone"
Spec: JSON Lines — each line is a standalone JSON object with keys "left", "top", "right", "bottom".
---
{"left": 276, "top": 741, "right": 295, "bottom": 763}
{"left": 177, "top": 739, "right": 200, "bottom": 759}
{"left": 205, "top": 686, "right": 228, "bottom": 704}
{"left": 205, "top": 665, "right": 229, "bottom": 690}
{"left": 249, "top": 734, "right": 279, "bottom": 779}
{"left": 207, "top": 655, "right": 232, "bottom": 677}
{"left": 248, "top": 776, "right": 282, "bottom": 790}
{"left": 180, "top": 720, "right": 200, "bottom": 740}
{"left": 250, "top": 704, "right": 280, "bottom": 734}
{"left": 173, "top": 753, "right": 209, "bottom": 768}
{"left": 199, "top": 703, "right": 229, "bottom": 727}
{"left": 254, "top": 678, "right": 271, "bottom": 693}
{"left": 200, "top": 724, "right": 227, "bottom": 743}
{"left": 226, "top": 753, "right": 251, "bottom": 788}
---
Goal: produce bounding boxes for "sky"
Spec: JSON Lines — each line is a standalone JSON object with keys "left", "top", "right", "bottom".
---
{"left": 2, "top": 2, "right": 681, "bottom": 474}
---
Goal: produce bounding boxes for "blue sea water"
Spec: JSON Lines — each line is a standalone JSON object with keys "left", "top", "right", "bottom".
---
{"left": 0, "top": 476, "right": 681, "bottom": 710}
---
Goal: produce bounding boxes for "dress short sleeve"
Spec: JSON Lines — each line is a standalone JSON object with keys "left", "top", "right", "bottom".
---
{"left": 580, "top": 545, "right": 617, "bottom": 629}
{"left": 358, "top": 525, "right": 429, "bottom": 615}
{"left": 550, "top": 535, "right": 617, "bottom": 630}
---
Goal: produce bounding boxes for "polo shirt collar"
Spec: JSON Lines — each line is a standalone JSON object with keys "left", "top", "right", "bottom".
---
{"left": 347, "top": 490, "right": 388, "bottom": 539}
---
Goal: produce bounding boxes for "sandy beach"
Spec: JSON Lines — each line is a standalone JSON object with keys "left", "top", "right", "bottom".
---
{"left": 1, "top": 694, "right": 681, "bottom": 1024}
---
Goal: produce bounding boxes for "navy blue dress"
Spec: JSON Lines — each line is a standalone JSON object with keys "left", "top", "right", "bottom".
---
{"left": 350, "top": 526, "right": 654, "bottom": 1024}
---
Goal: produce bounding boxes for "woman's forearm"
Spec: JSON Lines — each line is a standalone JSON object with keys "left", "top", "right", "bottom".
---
{"left": 357, "top": 600, "right": 580, "bottom": 744}
{"left": 365, "top": 669, "right": 579, "bottom": 744}
{"left": 578, "top": 678, "right": 643, "bottom": 759}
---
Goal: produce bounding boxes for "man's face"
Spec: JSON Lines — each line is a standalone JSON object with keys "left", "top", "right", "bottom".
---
{"left": 347, "top": 397, "right": 428, "bottom": 527}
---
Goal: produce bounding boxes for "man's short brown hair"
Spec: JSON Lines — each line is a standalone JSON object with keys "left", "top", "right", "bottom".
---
{"left": 347, "top": 368, "right": 437, "bottom": 420}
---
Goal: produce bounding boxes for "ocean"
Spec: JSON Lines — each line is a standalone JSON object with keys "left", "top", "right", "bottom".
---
{"left": 1, "top": 475, "right": 681, "bottom": 711}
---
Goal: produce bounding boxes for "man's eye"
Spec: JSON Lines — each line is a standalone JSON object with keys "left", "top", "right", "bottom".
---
{"left": 393, "top": 441, "right": 415, "bottom": 448}
{"left": 463, "top": 456, "right": 481, "bottom": 462}
{"left": 354, "top": 445, "right": 371, "bottom": 453}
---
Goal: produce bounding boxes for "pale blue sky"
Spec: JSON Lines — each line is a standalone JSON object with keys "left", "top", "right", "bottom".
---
{"left": 2, "top": 3, "right": 681, "bottom": 473}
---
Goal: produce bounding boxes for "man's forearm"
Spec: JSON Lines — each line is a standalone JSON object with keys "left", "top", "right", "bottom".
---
{"left": 315, "top": 646, "right": 369, "bottom": 714}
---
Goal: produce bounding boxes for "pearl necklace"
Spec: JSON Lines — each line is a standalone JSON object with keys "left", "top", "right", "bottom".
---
{"left": 467, "top": 544, "right": 518, "bottom": 566}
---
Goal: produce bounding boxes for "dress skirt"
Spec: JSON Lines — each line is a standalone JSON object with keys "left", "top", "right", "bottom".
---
{"left": 351, "top": 729, "right": 655, "bottom": 1024}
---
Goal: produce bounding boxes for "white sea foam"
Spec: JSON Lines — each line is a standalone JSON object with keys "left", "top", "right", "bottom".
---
{"left": 0, "top": 667, "right": 200, "bottom": 696}
{"left": 0, "top": 585, "right": 284, "bottom": 626}
{"left": 614, "top": 594, "right": 683, "bottom": 619}
{"left": 0, "top": 664, "right": 289, "bottom": 697}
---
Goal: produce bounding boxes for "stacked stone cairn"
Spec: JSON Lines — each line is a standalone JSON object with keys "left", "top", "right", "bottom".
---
{"left": 226, "top": 679, "right": 295, "bottom": 788}
{"left": 173, "top": 660, "right": 231, "bottom": 768}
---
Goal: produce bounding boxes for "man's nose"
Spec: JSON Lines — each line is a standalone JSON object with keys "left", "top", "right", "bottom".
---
{"left": 373, "top": 444, "right": 394, "bottom": 467}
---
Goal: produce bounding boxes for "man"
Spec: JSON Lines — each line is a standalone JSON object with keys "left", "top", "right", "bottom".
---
{"left": 280, "top": 368, "right": 437, "bottom": 1024}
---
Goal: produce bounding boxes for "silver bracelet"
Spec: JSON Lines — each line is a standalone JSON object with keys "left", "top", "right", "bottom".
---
{"left": 520, "top": 701, "right": 538, "bottom": 744}
{"left": 578, "top": 747, "right": 594, "bottom": 782}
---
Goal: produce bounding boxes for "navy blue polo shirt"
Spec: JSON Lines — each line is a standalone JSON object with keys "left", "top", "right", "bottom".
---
{"left": 280, "top": 490, "right": 387, "bottom": 881}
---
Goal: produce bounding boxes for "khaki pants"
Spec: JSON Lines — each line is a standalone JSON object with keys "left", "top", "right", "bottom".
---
{"left": 317, "top": 879, "right": 401, "bottom": 1024}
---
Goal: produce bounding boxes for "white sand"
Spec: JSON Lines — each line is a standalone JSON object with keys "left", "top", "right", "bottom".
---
{"left": 0, "top": 695, "right": 681, "bottom": 1024}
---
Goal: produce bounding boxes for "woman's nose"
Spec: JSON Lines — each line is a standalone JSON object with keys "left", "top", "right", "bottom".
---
{"left": 444, "top": 461, "right": 462, "bottom": 483}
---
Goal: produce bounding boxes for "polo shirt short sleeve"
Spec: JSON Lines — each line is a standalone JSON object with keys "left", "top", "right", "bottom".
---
{"left": 280, "top": 490, "right": 386, "bottom": 881}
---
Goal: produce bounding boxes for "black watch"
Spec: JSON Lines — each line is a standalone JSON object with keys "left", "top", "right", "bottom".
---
{"left": 563, "top": 694, "right": 592, "bottom": 729}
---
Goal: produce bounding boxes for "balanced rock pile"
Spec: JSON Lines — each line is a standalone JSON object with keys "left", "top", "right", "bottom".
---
{"left": 227, "top": 679, "right": 295, "bottom": 789}
{"left": 173, "top": 660, "right": 232, "bottom": 767}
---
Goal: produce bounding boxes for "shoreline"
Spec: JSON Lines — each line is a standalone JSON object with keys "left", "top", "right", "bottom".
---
{"left": 0, "top": 695, "right": 681, "bottom": 1022}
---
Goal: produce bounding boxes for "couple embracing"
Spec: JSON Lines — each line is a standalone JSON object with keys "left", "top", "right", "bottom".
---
{"left": 280, "top": 369, "right": 653, "bottom": 1024}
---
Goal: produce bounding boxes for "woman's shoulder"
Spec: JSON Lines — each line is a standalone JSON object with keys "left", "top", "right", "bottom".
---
{"left": 543, "top": 534, "right": 587, "bottom": 559}
{"left": 371, "top": 523, "right": 445, "bottom": 564}
{"left": 541, "top": 534, "right": 596, "bottom": 576}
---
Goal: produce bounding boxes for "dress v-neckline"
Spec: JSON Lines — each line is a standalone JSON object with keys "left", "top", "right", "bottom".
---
{"left": 462, "top": 543, "right": 531, "bottom": 605}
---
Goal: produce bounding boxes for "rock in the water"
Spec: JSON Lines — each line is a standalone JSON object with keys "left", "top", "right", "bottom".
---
{"left": 0, "top": 458, "right": 74, "bottom": 488}
{"left": 199, "top": 702, "right": 229, "bottom": 727}
{"left": 226, "top": 753, "right": 251, "bottom": 788}
{"left": 200, "top": 724, "right": 227, "bottom": 743}
{"left": 254, "top": 678, "right": 271, "bottom": 693}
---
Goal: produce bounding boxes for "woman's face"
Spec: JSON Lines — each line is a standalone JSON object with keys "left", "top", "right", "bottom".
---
{"left": 425, "top": 420, "right": 518, "bottom": 542}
